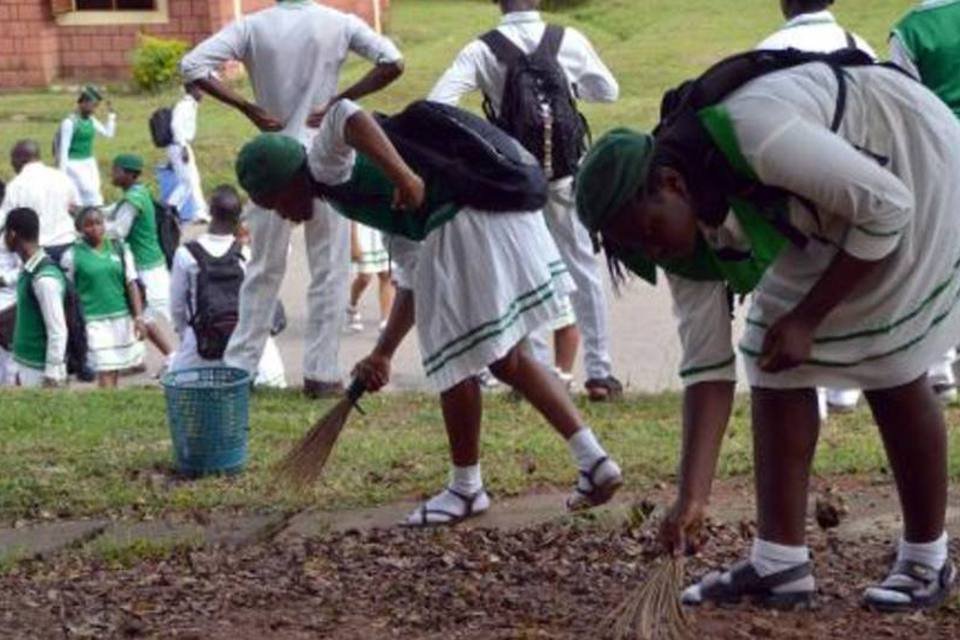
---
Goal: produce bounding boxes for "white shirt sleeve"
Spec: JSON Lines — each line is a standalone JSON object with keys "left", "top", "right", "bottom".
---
{"left": 889, "top": 33, "right": 920, "bottom": 80}
{"left": 345, "top": 13, "right": 403, "bottom": 64}
{"left": 560, "top": 28, "right": 619, "bottom": 103}
{"left": 93, "top": 113, "right": 116, "bottom": 138}
{"left": 108, "top": 201, "right": 138, "bottom": 240}
{"left": 730, "top": 99, "right": 914, "bottom": 261}
{"left": 33, "top": 274, "right": 67, "bottom": 381}
{"left": 171, "top": 99, "right": 197, "bottom": 146}
{"left": 307, "top": 99, "right": 363, "bottom": 185}
{"left": 180, "top": 19, "right": 250, "bottom": 82}
{"left": 60, "top": 248, "right": 75, "bottom": 282}
{"left": 122, "top": 245, "right": 137, "bottom": 283}
{"left": 58, "top": 118, "right": 73, "bottom": 169}
{"left": 427, "top": 41, "right": 485, "bottom": 106}
{"left": 666, "top": 273, "right": 737, "bottom": 386}
{"left": 169, "top": 246, "right": 193, "bottom": 336}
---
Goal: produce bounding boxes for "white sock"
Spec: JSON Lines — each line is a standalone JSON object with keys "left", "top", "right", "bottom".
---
{"left": 567, "top": 428, "right": 606, "bottom": 470}
{"left": 449, "top": 463, "right": 483, "bottom": 496}
{"left": 898, "top": 532, "right": 948, "bottom": 570}
{"left": 750, "top": 538, "right": 815, "bottom": 594}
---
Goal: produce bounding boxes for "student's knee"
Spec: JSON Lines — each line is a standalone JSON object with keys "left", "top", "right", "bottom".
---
{"left": 489, "top": 347, "right": 523, "bottom": 383}
{"left": 354, "top": 273, "right": 372, "bottom": 287}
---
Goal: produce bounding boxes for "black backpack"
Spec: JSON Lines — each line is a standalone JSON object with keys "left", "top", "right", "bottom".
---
{"left": 149, "top": 107, "right": 174, "bottom": 148}
{"left": 152, "top": 199, "right": 181, "bottom": 269}
{"left": 185, "top": 241, "right": 244, "bottom": 361}
{"left": 480, "top": 25, "right": 589, "bottom": 180}
{"left": 31, "top": 257, "right": 89, "bottom": 379}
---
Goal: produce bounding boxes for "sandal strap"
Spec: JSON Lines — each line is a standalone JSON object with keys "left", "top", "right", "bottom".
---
{"left": 700, "top": 560, "right": 812, "bottom": 600}
{"left": 444, "top": 487, "right": 485, "bottom": 518}
{"left": 578, "top": 456, "right": 610, "bottom": 492}
{"left": 889, "top": 560, "right": 942, "bottom": 586}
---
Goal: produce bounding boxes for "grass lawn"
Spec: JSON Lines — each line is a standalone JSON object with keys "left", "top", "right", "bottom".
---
{"left": 1, "top": 387, "right": 959, "bottom": 524}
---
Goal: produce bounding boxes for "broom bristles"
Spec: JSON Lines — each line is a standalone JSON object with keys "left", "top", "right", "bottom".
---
{"left": 276, "top": 397, "right": 355, "bottom": 489}
{"left": 604, "top": 556, "right": 692, "bottom": 640}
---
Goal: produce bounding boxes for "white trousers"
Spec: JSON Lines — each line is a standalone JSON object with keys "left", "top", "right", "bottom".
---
{"left": 65, "top": 157, "right": 103, "bottom": 207}
{"left": 165, "top": 144, "right": 208, "bottom": 220}
{"left": 528, "top": 179, "right": 612, "bottom": 379}
{"left": 223, "top": 201, "right": 349, "bottom": 383}
{"left": 0, "top": 347, "right": 14, "bottom": 386}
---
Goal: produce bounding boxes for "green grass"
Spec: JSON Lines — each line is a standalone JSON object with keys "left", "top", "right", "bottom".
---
{"left": 1, "top": 388, "right": 958, "bottom": 523}
{"left": 0, "top": 0, "right": 915, "bottom": 196}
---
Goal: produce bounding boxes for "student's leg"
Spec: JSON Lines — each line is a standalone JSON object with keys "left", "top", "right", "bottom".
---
{"left": 223, "top": 204, "right": 293, "bottom": 379}
{"left": 139, "top": 267, "right": 174, "bottom": 360}
{"left": 404, "top": 377, "right": 490, "bottom": 526}
{"left": 185, "top": 145, "right": 208, "bottom": 219}
{"left": 376, "top": 271, "right": 395, "bottom": 324}
{"left": 861, "top": 376, "right": 952, "bottom": 610}
{"left": 349, "top": 272, "right": 372, "bottom": 308}
{"left": 488, "top": 344, "right": 622, "bottom": 510}
{"left": 554, "top": 323, "right": 580, "bottom": 375}
{"left": 302, "top": 200, "right": 349, "bottom": 386}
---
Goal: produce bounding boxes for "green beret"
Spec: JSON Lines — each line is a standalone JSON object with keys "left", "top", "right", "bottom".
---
{"left": 235, "top": 133, "right": 306, "bottom": 198}
{"left": 80, "top": 85, "right": 102, "bottom": 102}
{"left": 575, "top": 128, "right": 655, "bottom": 234}
{"left": 113, "top": 153, "right": 143, "bottom": 173}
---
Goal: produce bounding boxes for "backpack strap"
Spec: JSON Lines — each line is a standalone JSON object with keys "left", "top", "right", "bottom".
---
{"left": 480, "top": 29, "right": 527, "bottom": 67}
{"left": 844, "top": 30, "right": 856, "bottom": 50}
{"left": 184, "top": 240, "right": 208, "bottom": 324}
{"left": 535, "top": 24, "right": 565, "bottom": 60}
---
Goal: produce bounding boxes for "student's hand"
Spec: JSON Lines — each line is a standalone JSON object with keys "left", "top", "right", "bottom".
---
{"left": 243, "top": 103, "right": 283, "bottom": 132}
{"left": 759, "top": 311, "right": 815, "bottom": 373}
{"left": 392, "top": 173, "right": 425, "bottom": 212}
{"left": 42, "top": 376, "right": 62, "bottom": 389}
{"left": 351, "top": 352, "right": 391, "bottom": 393}
{"left": 133, "top": 317, "right": 147, "bottom": 340}
{"left": 181, "top": 147, "right": 190, "bottom": 164}
{"left": 305, "top": 101, "right": 334, "bottom": 128}
{"left": 659, "top": 498, "right": 707, "bottom": 556}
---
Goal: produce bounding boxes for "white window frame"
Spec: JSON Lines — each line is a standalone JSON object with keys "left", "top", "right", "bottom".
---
{"left": 55, "top": 0, "right": 169, "bottom": 27}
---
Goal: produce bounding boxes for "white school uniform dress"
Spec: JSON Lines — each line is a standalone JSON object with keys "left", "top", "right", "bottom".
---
{"left": 669, "top": 63, "right": 960, "bottom": 393}
{"left": 165, "top": 94, "right": 209, "bottom": 222}
{"left": 15, "top": 251, "right": 67, "bottom": 388}
{"left": 180, "top": 1, "right": 402, "bottom": 384}
{"left": 353, "top": 223, "right": 390, "bottom": 275}
{"left": 429, "top": 10, "right": 617, "bottom": 380}
{"left": 0, "top": 248, "right": 19, "bottom": 386}
{"left": 311, "top": 100, "right": 575, "bottom": 392}
{"left": 60, "top": 243, "right": 145, "bottom": 373}
{"left": 57, "top": 113, "right": 116, "bottom": 207}
{"left": 169, "top": 233, "right": 287, "bottom": 388}
{"left": 0, "top": 161, "right": 80, "bottom": 253}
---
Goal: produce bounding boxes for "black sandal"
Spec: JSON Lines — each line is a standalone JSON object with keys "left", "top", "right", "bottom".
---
{"left": 584, "top": 376, "right": 624, "bottom": 402}
{"left": 864, "top": 560, "right": 957, "bottom": 613}
{"left": 401, "top": 488, "right": 490, "bottom": 527}
{"left": 685, "top": 560, "right": 815, "bottom": 610}
{"left": 566, "top": 456, "right": 623, "bottom": 511}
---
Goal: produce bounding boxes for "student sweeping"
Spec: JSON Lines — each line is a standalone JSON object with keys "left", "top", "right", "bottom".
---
{"left": 346, "top": 221, "right": 393, "bottom": 333}
{"left": 107, "top": 154, "right": 175, "bottom": 371}
{"left": 61, "top": 208, "right": 145, "bottom": 388}
{"left": 169, "top": 185, "right": 286, "bottom": 388}
{"left": 575, "top": 54, "right": 960, "bottom": 610}
{"left": 3, "top": 208, "right": 67, "bottom": 388}
{"left": 57, "top": 86, "right": 116, "bottom": 207}
{"left": 235, "top": 99, "right": 623, "bottom": 526}
{"left": 429, "top": 0, "right": 621, "bottom": 401}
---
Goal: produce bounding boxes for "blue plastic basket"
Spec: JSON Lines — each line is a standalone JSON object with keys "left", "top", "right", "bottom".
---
{"left": 161, "top": 367, "right": 252, "bottom": 477}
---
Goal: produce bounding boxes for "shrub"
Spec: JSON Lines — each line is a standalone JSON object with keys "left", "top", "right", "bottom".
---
{"left": 130, "top": 34, "right": 189, "bottom": 93}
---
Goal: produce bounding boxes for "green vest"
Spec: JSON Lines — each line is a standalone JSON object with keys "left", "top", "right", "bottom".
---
{"left": 73, "top": 239, "right": 129, "bottom": 321}
{"left": 68, "top": 115, "right": 96, "bottom": 160}
{"left": 121, "top": 184, "right": 165, "bottom": 270}
{"left": 13, "top": 258, "right": 65, "bottom": 370}
{"left": 620, "top": 105, "right": 789, "bottom": 294}
{"left": 892, "top": 0, "right": 960, "bottom": 119}
{"left": 319, "top": 154, "right": 461, "bottom": 242}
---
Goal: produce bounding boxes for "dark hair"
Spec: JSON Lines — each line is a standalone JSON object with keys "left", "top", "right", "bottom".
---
{"left": 792, "top": 0, "right": 834, "bottom": 11}
{"left": 4, "top": 207, "right": 40, "bottom": 243}
{"left": 210, "top": 184, "right": 243, "bottom": 224}
{"left": 74, "top": 206, "right": 103, "bottom": 232}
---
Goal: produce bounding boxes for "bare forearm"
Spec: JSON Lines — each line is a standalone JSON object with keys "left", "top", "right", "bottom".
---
{"left": 127, "top": 281, "right": 144, "bottom": 318}
{"left": 677, "top": 380, "right": 736, "bottom": 505}
{"left": 792, "top": 250, "right": 885, "bottom": 326}
{"left": 335, "top": 62, "right": 403, "bottom": 105}
{"left": 373, "top": 287, "right": 414, "bottom": 359}
{"left": 192, "top": 77, "right": 252, "bottom": 113}
{"left": 344, "top": 110, "right": 415, "bottom": 186}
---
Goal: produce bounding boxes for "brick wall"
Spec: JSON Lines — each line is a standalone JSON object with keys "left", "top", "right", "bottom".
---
{"left": 0, "top": 0, "right": 390, "bottom": 88}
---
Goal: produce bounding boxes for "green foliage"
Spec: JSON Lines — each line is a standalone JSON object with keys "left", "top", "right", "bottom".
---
{"left": 130, "top": 34, "right": 189, "bottom": 93}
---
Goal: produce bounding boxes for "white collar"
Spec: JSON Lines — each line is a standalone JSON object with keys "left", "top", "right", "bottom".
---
{"left": 783, "top": 10, "right": 837, "bottom": 29}
{"left": 24, "top": 249, "right": 48, "bottom": 272}
{"left": 501, "top": 11, "right": 542, "bottom": 26}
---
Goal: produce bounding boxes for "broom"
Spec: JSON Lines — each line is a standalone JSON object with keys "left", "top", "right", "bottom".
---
{"left": 604, "top": 555, "right": 692, "bottom": 640}
{"left": 276, "top": 378, "right": 367, "bottom": 489}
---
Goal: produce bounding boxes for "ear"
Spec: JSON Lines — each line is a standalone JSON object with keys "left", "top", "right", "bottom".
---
{"left": 656, "top": 166, "right": 690, "bottom": 200}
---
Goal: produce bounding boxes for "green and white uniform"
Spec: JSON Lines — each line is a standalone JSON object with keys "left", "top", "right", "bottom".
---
{"left": 61, "top": 239, "right": 145, "bottom": 373}
{"left": 666, "top": 62, "right": 960, "bottom": 391}
{"left": 109, "top": 183, "right": 171, "bottom": 324}
{"left": 12, "top": 251, "right": 67, "bottom": 387}
{"left": 310, "top": 100, "right": 575, "bottom": 392}
{"left": 891, "top": 0, "right": 960, "bottom": 119}
{"left": 352, "top": 222, "right": 390, "bottom": 275}
{"left": 57, "top": 112, "right": 116, "bottom": 207}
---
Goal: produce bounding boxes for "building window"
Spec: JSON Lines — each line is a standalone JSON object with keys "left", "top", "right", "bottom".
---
{"left": 74, "top": 0, "right": 158, "bottom": 9}
{"left": 53, "top": 0, "right": 169, "bottom": 26}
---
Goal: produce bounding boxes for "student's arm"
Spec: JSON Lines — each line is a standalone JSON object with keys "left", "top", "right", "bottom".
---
{"left": 305, "top": 15, "right": 403, "bottom": 127}
{"left": 658, "top": 273, "right": 738, "bottom": 553}
{"left": 168, "top": 248, "right": 191, "bottom": 337}
{"left": 426, "top": 42, "right": 484, "bottom": 106}
{"left": 181, "top": 21, "right": 283, "bottom": 132}
{"left": 60, "top": 248, "right": 75, "bottom": 283}
{"left": 57, "top": 118, "right": 73, "bottom": 169}
{"left": 353, "top": 286, "right": 414, "bottom": 392}
{"left": 889, "top": 32, "right": 920, "bottom": 79}
{"left": 122, "top": 246, "right": 146, "bottom": 336}
{"left": 107, "top": 202, "right": 137, "bottom": 240}
{"left": 93, "top": 111, "right": 116, "bottom": 138}
{"left": 562, "top": 28, "right": 619, "bottom": 103}
{"left": 33, "top": 275, "right": 67, "bottom": 385}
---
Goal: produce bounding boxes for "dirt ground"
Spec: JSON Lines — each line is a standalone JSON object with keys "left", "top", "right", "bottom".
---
{"left": 1, "top": 477, "right": 959, "bottom": 639}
